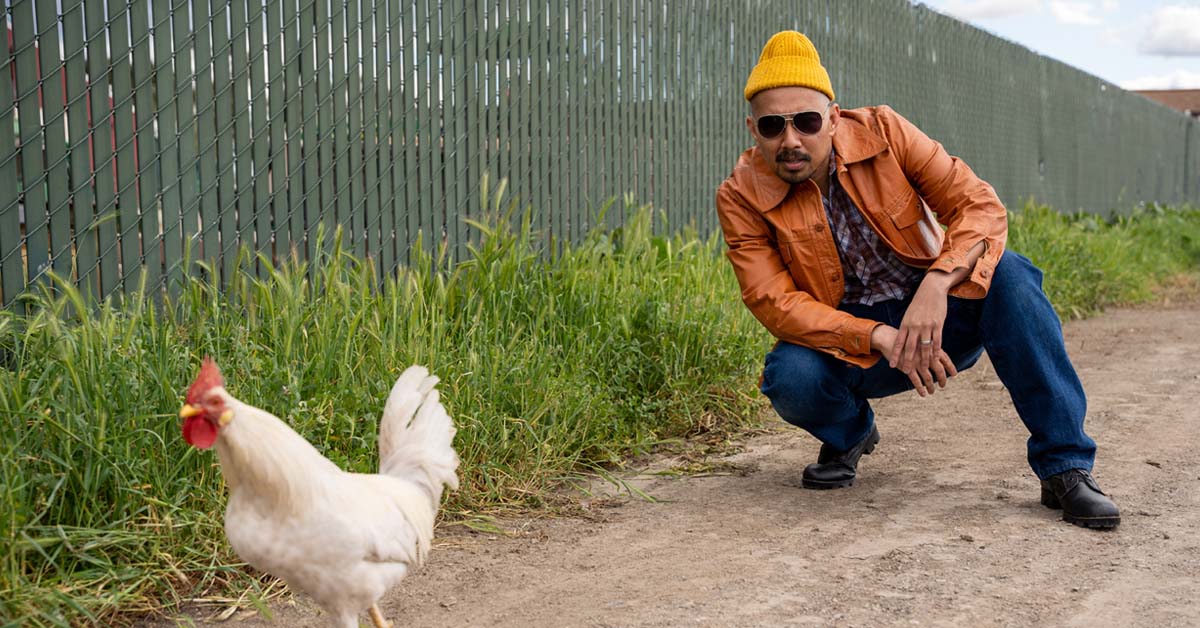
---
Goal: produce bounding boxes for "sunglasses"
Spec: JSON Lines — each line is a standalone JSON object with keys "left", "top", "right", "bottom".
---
{"left": 754, "top": 103, "right": 833, "bottom": 139}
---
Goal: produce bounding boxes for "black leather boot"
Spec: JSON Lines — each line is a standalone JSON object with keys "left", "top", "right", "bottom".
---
{"left": 1040, "top": 469, "right": 1120, "bottom": 529}
{"left": 801, "top": 426, "right": 880, "bottom": 489}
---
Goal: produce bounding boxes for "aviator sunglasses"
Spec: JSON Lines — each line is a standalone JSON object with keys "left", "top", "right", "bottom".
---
{"left": 754, "top": 103, "right": 833, "bottom": 139}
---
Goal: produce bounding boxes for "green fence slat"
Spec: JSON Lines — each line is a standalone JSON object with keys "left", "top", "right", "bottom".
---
{"left": 60, "top": 0, "right": 95, "bottom": 300}
{"left": 230, "top": 0, "right": 253, "bottom": 269}
{"left": 465, "top": 0, "right": 483, "bottom": 255}
{"left": 284, "top": 0, "right": 306, "bottom": 261}
{"left": 560, "top": 0, "right": 576, "bottom": 241}
{"left": 0, "top": 4, "right": 22, "bottom": 308}
{"left": 265, "top": 0, "right": 287, "bottom": 261}
{"left": 415, "top": 0, "right": 434, "bottom": 251}
{"left": 249, "top": 0, "right": 271, "bottom": 267}
{"left": 378, "top": 0, "right": 398, "bottom": 275}
{"left": 385, "top": 0, "right": 405, "bottom": 270}
{"left": 517, "top": 0, "right": 531, "bottom": 207}
{"left": 442, "top": 0, "right": 460, "bottom": 262}
{"left": 545, "top": 0, "right": 559, "bottom": 243}
{"left": 108, "top": 0, "right": 139, "bottom": 291}
{"left": 34, "top": 0, "right": 72, "bottom": 285}
{"left": 211, "top": 0, "right": 236, "bottom": 280}
{"left": 344, "top": 0, "right": 364, "bottom": 259}
{"left": 14, "top": 0, "right": 48, "bottom": 292}
{"left": 130, "top": 0, "right": 162, "bottom": 293}
{"left": 604, "top": 0, "right": 617, "bottom": 225}
{"left": 530, "top": 0, "right": 546, "bottom": 235}
{"left": 300, "top": 0, "right": 321, "bottom": 264}
{"left": 152, "top": 0, "right": 181, "bottom": 290}
{"left": 496, "top": 0, "right": 510, "bottom": 190}
{"left": 314, "top": 0, "right": 332, "bottom": 258}
{"left": 361, "top": 0, "right": 381, "bottom": 273}
{"left": 330, "top": 0, "right": 350, "bottom": 247}
{"left": 485, "top": 0, "right": 501, "bottom": 197}
{"left": 401, "top": 0, "right": 420, "bottom": 261}
{"left": 191, "top": 0, "right": 218, "bottom": 266}
{"left": 171, "top": 0, "right": 198, "bottom": 285}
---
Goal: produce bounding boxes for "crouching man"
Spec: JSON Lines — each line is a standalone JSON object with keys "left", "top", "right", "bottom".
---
{"left": 715, "top": 30, "right": 1119, "bottom": 529}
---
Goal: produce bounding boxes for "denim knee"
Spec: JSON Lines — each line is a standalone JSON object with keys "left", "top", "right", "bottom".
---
{"left": 988, "top": 251, "right": 1045, "bottom": 302}
{"left": 760, "top": 342, "right": 858, "bottom": 430}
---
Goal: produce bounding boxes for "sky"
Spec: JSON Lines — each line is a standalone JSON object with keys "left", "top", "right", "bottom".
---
{"left": 914, "top": 0, "right": 1200, "bottom": 90}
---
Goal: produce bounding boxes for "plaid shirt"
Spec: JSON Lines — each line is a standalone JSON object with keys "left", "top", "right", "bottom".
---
{"left": 822, "top": 152, "right": 925, "bottom": 306}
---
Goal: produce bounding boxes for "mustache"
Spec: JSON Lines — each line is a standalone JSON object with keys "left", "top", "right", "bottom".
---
{"left": 776, "top": 150, "right": 811, "bottom": 162}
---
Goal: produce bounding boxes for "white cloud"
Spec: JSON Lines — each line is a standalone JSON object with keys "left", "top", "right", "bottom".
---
{"left": 1098, "top": 26, "right": 1130, "bottom": 47}
{"left": 1139, "top": 5, "right": 1200, "bottom": 56}
{"left": 1120, "top": 69, "right": 1200, "bottom": 90}
{"left": 1100, "top": 0, "right": 1119, "bottom": 12}
{"left": 931, "top": 0, "right": 1042, "bottom": 20}
{"left": 1049, "top": 1, "right": 1102, "bottom": 25}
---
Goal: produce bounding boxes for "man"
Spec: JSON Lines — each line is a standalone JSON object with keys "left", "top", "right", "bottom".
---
{"left": 715, "top": 31, "right": 1120, "bottom": 529}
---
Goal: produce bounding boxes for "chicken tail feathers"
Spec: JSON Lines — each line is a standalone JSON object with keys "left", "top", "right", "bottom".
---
{"left": 378, "top": 366, "right": 460, "bottom": 502}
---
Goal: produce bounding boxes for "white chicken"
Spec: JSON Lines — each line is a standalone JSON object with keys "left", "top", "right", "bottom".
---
{"left": 178, "top": 358, "right": 459, "bottom": 628}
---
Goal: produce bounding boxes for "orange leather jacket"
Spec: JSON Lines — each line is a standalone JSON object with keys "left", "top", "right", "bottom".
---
{"left": 716, "top": 105, "right": 1008, "bottom": 368}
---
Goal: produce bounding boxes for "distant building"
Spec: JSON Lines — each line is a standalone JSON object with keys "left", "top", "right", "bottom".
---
{"left": 1134, "top": 89, "right": 1200, "bottom": 119}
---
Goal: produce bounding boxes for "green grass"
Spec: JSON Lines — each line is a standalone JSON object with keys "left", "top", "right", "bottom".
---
{"left": 0, "top": 187, "right": 769, "bottom": 627}
{"left": 1, "top": 189, "right": 1198, "bottom": 627}
{"left": 1008, "top": 201, "right": 1200, "bottom": 319}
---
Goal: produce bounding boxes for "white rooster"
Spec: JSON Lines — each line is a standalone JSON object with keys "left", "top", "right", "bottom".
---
{"left": 178, "top": 358, "right": 459, "bottom": 628}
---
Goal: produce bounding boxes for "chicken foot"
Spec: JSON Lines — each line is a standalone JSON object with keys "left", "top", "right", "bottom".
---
{"left": 368, "top": 604, "right": 394, "bottom": 628}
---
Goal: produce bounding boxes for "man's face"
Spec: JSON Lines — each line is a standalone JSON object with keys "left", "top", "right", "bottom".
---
{"left": 745, "top": 86, "right": 839, "bottom": 185}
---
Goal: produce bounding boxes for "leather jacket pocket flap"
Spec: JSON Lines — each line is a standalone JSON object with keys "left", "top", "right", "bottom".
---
{"left": 885, "top": 188, "right": 923, "bottom": 229}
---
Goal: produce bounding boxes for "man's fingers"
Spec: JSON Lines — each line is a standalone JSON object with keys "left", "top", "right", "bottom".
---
{"left": 931, "top": 358, "right": 948, "bottom": 388}
{"left": 905, "top": 369, "right": 926, "bottom": 397}
{"left": 919, "top": 366, "right": 936, "bottom": 396}
{"left": 939, "top": 351, "right": 958, "bottom": 378}
{"left": 890, "top": 329, "right": 909, "bottom": 368}
{"left": 902, "top": 330, "right": 921, "bottom": 370}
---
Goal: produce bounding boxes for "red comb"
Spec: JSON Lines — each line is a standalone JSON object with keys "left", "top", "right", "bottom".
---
{"left": 186, "top": 357, "right": 224, "bottom": 403}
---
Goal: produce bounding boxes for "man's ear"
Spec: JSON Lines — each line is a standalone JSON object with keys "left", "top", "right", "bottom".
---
{"left": 828, "top": 103, "right": 841, "bottom": 135}
{"left": 745, "top": 114, "right": 757, "bottom": 139}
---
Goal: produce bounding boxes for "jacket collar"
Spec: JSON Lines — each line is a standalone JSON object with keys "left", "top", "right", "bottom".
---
{"left": 731, "top": 113, "right": 889, "bottom": 214}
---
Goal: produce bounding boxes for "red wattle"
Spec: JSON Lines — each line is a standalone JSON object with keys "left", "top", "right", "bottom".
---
{"left": 183, "top": 416, "right": 218, "bottom": 449}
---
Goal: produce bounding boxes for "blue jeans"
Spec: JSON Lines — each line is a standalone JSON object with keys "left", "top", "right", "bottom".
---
{"left": 759, "top": 251, "right": 1095, "bottom": 480}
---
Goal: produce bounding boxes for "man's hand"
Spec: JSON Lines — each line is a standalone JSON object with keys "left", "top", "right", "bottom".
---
{"left": 869, "top": 242, "right": 986, "bottom": 396}
{"left": 870, "top": 319, "right": 957, "bottom": 398}
{"left": 889, "top": 271, "right": 955, "bottom": 390}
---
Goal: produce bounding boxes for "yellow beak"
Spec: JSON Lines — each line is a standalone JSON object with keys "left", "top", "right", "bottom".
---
{"left": 179, "top": 404, "right": 201, "bottom": 419}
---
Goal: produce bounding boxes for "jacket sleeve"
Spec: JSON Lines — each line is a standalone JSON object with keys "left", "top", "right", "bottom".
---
{"left": 878, "top": 107, "right": 1007, "bottom": 298}
{"left": 716, "top": 182, "right": 880, "bottom": 366}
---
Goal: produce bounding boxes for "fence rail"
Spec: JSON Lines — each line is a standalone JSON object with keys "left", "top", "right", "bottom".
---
{"left": 3, "top": 0, "right": 1198, "bottom": 308}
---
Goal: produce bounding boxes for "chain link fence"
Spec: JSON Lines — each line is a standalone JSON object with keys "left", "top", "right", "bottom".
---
{"left": 3, "top": 0, "right": 1198, "bottom": 308}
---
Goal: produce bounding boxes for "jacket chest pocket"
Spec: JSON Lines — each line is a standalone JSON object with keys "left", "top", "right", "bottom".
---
{"left": 883, "top": 188, "right": 937, "bottom": 258}
{"left": 776, "top": 224, "right": 818, "bottom": 265}
{"left": 776, "top": 226, "right": 827, "bottom": 293}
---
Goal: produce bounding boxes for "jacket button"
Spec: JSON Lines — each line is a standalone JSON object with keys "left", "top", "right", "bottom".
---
{"left": 981, "top": 269, "right": 991, "bottom": 278}
{"left": 814, "top": 224, "right": 825, "bottom": 232}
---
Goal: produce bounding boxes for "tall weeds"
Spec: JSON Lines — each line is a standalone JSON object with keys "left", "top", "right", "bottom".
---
{"left": 0, "top": 188, "right": 767, "bottom": 626}
{"left": 1, "top": 191, "right": 1197, "bottom": 627}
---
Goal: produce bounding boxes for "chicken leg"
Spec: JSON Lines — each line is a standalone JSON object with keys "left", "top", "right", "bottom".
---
{"left": 368, "top": 604, "right": 394, "bottom": 628}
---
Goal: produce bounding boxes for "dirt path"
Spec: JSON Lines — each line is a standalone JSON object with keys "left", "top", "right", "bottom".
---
{"left": 142, "top": 304, "right": 1200, "bottom": 628}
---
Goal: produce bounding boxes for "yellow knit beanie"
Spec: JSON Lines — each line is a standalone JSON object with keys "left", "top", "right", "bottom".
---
{"left": 744, "top": 31, "right": 835, "bottom": 102}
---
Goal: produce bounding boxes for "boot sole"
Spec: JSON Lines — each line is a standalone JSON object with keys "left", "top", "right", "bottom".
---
{"left": 800, "top": 434, "right": 878, "bottom": 490}
{"left": 1040, "top": 488, "right": 1121, "bottom": 529}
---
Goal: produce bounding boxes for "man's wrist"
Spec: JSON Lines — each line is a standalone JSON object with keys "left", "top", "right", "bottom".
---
{"left": 921, "top": 269, "right": 957, "bottom": 293}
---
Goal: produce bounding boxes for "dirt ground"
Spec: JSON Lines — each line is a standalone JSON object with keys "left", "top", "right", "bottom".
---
{"left": 141, "top": 303, "right": 1200, "bottom": 628}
